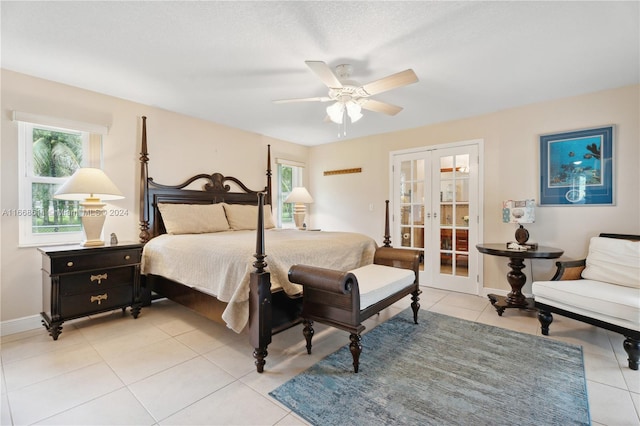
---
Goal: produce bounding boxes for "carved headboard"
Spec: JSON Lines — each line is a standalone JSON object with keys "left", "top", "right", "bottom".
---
{"left": 138, "top": 116, "right": 272, "bottom": 243}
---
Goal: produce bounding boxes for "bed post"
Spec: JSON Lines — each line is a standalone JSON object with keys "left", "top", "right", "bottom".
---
{"left": 265, "top": 144, "right": 272, "bottom": 207}
{"left": 383, "top": 200, "right": 392, "bottom": 247}
{"left": 139, "top": 116, "right": 150, "bottom": 243}
{"left": 249, "top": 192, "right": 272, "bottom": 373}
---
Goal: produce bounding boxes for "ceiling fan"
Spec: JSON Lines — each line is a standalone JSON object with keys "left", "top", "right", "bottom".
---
{"left": 274, "top": 61, "right": 419, "bottom": 125}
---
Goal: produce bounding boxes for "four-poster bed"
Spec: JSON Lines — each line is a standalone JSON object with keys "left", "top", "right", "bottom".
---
{"left": 137, "top": 116, "right": 379, "bottom": 372}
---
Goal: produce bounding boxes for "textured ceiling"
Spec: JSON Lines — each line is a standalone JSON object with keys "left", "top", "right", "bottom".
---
{"left": 2, "top": 1, "right": 638, "bottom": 146}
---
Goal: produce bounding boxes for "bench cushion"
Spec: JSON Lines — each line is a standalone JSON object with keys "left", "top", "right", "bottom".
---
{"left": 349, "top": 264, "right": 415, "bottom": 310}
{"left": 532, "top": 279, "right": 640, "bottom": 331}
{"left": 581, "top": 237, "right": 640, "bottom": 288}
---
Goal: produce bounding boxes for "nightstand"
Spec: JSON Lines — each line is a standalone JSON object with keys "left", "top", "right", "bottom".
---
{"left": 39, "top": 242, "right": 144, "bottom": 340}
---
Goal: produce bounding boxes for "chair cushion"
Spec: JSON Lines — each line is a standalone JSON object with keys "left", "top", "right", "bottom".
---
{"left": 349, "top": 264, "right": 415, "bottom": 310}
{"left": 581, "top": 237, "right": 640, "bottom": 288}
{"left": 532, "top": 279, "right": 640, "bottom": 331}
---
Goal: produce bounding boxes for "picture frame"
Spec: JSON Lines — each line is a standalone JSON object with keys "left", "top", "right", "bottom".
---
{"left": 539, "top": 126, "right": 614, "bottom": 206}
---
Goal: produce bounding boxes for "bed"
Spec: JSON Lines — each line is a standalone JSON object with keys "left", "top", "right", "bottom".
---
{"left": 137, "top": 116, "right": 379, "bottom": 372}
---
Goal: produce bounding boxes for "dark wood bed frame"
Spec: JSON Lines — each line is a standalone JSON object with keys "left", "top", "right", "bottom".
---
{"left": 138, "top": 116, "right": 299, "bottom": 373}
{"left": 138, "top": 116, "right": 395, "bottom": 373}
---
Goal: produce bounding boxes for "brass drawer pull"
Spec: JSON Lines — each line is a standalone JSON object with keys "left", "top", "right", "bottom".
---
{"left": 90, "top": 273, "right": 108, "bottom": 284}
{"left": 67, "top": 261, "right": 74, "bottom": 267}
{"left": 90, "top": 293, "right": 108, "bottom": 305}
{"left": 124, "top": 255, "right": 131, "bottom": 260}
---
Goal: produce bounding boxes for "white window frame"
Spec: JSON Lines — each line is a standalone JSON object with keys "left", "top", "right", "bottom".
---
{"left": 16, "top": 120, "right": 103, "bottom": 247}
{"left": 276, "top": 158, "right": 305, "bottom": 228}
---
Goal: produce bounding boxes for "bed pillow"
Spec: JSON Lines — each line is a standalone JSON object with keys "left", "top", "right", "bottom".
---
{"left": 223, "top": 203, "right": 276, "bottom": 230}
{"left": 581, "top": 236, "right": 640, "bottom": 288}
{"left": 157, "top": 203, "right": 230, "bottom": 234}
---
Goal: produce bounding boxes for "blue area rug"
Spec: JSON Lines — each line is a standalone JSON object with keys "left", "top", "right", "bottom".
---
{"left": 269, "top": 309, "right": 590, "bottom": 425}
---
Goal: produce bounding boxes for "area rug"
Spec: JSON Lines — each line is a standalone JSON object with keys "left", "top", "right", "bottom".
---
{"left": 269, "top": 309, "right": 590, "bottom": 426}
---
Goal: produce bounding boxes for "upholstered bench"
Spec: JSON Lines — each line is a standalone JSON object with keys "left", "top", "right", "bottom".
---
{"left": 532, "top": 233, "right": 640, "bottom": 370}
{"left": 288, "top": 246, "right": 421, "bottom": 373}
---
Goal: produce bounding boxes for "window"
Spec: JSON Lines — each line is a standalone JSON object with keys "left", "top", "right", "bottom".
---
{"left": 276, "top": 159, "right": 304, "bottom": 228}
{"left": 15, "top": 115, "right": 104, "bottom": 246}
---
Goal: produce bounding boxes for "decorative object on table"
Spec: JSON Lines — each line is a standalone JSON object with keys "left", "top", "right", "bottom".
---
{"left": 502, "top": 199, "right": 537, "bottom": 250}
{"left": 539, "top": 125, "right": 614, "bottom": 205}
{"left": 110, "top": 232, "right": 118, "bottom": 245}
{"left": 270, "top": 309, "right": 589, "bottom": 426}
{"left": 476, "top": 243, "right": 563, "bottom": 315}
{"left": 54, "top": 168, "right": 124, "bottom": 246}
{"left": 284, "top": 186, "right": 314, "bottom": 229}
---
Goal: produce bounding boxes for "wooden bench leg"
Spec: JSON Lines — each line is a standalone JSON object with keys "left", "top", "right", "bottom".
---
{"left": 303, "top": 319, "right": 314, "bottom": 354}
{"left": 411, "top": 289, "right": 422, "bottom": 324}
{"left": 624, "top": 337, "right": 640, "bottom": 370}
{"left": 350, "top": 333, "right": 362, "bottom": 373}
{"left": 537, "top": 310, "right": 553, "bottom": 335}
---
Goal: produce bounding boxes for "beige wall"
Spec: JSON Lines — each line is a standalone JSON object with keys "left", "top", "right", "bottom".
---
{"left": 1, "top": 68, "right": 638, "bottom": 329}
{"left": 309, "top": 84, "right": 640, "bottom": 293}
{"left": 0, "top": 69, "right": 308, "bottom": 325}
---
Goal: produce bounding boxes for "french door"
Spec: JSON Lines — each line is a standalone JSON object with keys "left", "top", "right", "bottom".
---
{"left": 391, "top": 141, "right": 481, "bottom": 294}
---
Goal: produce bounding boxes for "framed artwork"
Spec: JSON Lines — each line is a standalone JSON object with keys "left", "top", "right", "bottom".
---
{"left": 539, "top": 126, "right": 614, "bottom": 206}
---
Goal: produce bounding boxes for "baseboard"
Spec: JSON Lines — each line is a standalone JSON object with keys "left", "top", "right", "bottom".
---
{"left": 1, "top": 314, "right": 42, "bottom": 337}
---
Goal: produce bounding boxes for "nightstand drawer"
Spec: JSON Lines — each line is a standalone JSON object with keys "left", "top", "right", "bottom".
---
{"left": 49, "top": 248, "right": 141, "bottom": 274}
{"left": 59, "top": 285, "right": 133, "bottom": 318}
{"left": 59, "top": 266, "right": 136, "bottom": 296}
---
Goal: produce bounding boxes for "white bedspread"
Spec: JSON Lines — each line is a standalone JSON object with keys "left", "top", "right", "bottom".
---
{"left": 142, "top": 229, "right": 377, "bottom": 332}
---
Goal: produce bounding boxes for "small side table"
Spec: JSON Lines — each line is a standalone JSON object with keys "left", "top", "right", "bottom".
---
{"left": 39, "top": 242, "right": 143, "bottom": 340}
{"left": 476, "top": 243, "right": 563, "bottom": 316}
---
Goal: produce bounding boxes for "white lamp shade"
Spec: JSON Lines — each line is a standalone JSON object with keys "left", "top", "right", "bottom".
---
{"left": 54, "top": 168, "right": 124, "bottom": 201}
{"left": 326, "top": 102, "right": 344, "bottom": 124}
{"left": 326, "top": 101, "right": 364, "bottom": 124}
{"left": 284, "top": 187, "right": 314, "bottom": 204}
{"left": 502, "top": 199, "right": 535, "bottom": 224}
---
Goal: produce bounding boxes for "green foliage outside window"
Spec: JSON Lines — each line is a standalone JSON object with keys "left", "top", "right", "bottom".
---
{"left": 31, "top": 128, "right": 83, "bottom": 233}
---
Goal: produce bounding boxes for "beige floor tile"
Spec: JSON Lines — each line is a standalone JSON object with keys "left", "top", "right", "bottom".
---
{"left": 7, "top": 362, "right": 124, "bottom": 425}
{"left": 128, "top": 356, "right": 235, "bottom": 421}
{"left": 274, "top": 412, "right": 310, "bottom": 425}
{"left": 159, "top": 380, "right": 288, "bottom": 425}
{"left": 587, "top": 380, "right": 640, "bottom": 426}
{"left": 0, "top": 325, "right": 87, "bottom": 364}
{"left": 37, "top": 387, "right": 156, "bottom": 425}
{"left": 105, "top": 338, "right": 198, "bottom": 385}
{"left": 90, "top": 325, "right": 172, "bottom": 360}
{"left": 583, "top": 350, "right": 630, "bottom": 390}
{"left": 202, "top": 340, "right": 257, "bottom": 379}
{"left": 3, "top": 343, "right": 102, "bottom": 391}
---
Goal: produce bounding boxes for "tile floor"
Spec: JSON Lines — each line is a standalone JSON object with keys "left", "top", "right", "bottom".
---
{"left": 1, "top": 287, "right": 639, "bottom": 425}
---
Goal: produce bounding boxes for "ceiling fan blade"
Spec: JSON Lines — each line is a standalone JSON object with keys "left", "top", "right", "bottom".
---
{"left": 273, "top": 96, "right": 331, "bottom": 104}
{"left": 360, "top": 99, "right": 404, "bottom": 116}
{"left": 361, "top": 69, "right": 418, "bottom": 96}
{"left": 305, "top": 61, "right": 343, "bottom": 88}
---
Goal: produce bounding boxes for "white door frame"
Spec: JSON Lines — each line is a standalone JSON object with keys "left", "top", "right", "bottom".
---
{"left": 389, "top": 139, "right": 484, "bottom": 294}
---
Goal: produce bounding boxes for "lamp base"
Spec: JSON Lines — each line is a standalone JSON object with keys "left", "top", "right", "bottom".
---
{"left": 293, "top": 203, "right": 307, "bottom": 229}
{"left": 80, "top": 201, "right": 107, "bottom": 247}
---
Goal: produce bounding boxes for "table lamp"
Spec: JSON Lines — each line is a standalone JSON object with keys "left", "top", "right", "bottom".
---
{"left": 502, "top": 199, "right": 537, "bottom": 249}
{"left": 284, "top": 187, "right": 314, "bottom": 229}
{"left": 54, "top": 168, "right": 124, "bottom": 246}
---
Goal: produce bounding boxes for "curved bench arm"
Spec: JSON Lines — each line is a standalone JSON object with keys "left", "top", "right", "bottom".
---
{"left": 551, "top": 259, "right": 586, "bottom": 281}
{"left": 373, "top": 247, "right": 421, "bottom": 282}
{"left": 288, "top": 265, "right": 356, "bottom": 295}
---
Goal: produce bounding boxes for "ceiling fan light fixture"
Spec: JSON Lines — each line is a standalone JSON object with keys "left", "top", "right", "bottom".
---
{"left": 346, "top": 101, "right": 363, "bottom": 123}
{"left": 326, "top": 102, "right": 345, "bottom": 124}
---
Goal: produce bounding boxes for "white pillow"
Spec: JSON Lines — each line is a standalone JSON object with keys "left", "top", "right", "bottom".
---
{"left": 157, "top": 203, "right": 230, "bottom": 234}
{"left": 223, "top": 203, "right": 276, "bottom": 230}
{"left": 582, "top": 236, "right": 640, "bottom": 288}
